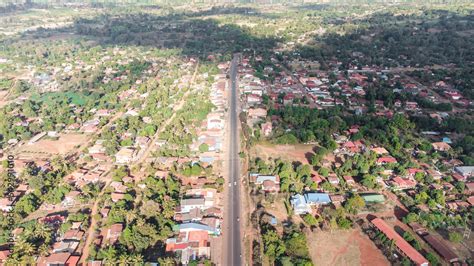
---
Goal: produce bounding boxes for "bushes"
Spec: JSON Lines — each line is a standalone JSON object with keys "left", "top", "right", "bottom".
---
{"left": 274, "top": 133, "right": 299, "bottom": 144}
{"left": 181, "top": 163, "right": 205, "bottom": 177}
{"left": 448, "top": 231, "right": 463, "bottom": 243}
{"left": 199, "top": 143, "right": 209, "bottom": 152}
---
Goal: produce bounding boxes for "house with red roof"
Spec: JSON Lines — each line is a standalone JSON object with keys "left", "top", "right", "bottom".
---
{"left": 432, "top": 142, "right": 451, "bottom": 152}
{"left": 327, "top": 174, "right": 339, "bottom": 185}
{"left": 111, "top": 192, "right": 125, "bottom": 202}
{"left": 261, "top": 122, "right": 272, "bottom": 137}
{"left": 390, "top": 176, "right": 417, "bottom": 190}
{"left": 283, "top": 94, "right": 295, "bottom": 105}
{"left": 103, "top": 224, "right": 123, "bottom": 246}
{"left": 466, "top": 182, "right": 474, "bottom": 195}
{"left": 444, "top": 90, "right": 462, "bottom": 100}
{"left": 248, "top": 108, "right": 267, "bottom": 119}
{"left": 251, "top": 175, "right": 280, "bottom": 193}
{"left": 311, "top": 173, "right": 324, "bottom": 184}
{"left": 247, "top": 94, "right": 262, "bottom": 104}
{"left": 165, "top": 229, "right": 211, "bottom": 264}
{"left": 342, "top": 140, "right": 365, "bottom": 154}
{"left": 452, "top": 173, "right": 466, "bottom": 182}
{"left": 467, "top": 196, "right": 474, "bottom": 206}
{"left": 407, "top": 168, "right": 424, "bottom": 178}
{"left": 371, "top": 147, "right": 389, "bottom": 155}
{"left": 343, "top": 176, "right": 355, "bottom": 186}
{"left": 0, "top": 250, "right": 10, "bottom": 265}
{"left": 377, "top": 156, "right": 398, "bottom": 165}
{"left": 66, "top": 255, "right": 80, "bottom": 266}
{"left": 37, "top": 252, "right": 71, "bottom": 266}
{"left": 348, "top": 125, "right": 359, "bottom": 134}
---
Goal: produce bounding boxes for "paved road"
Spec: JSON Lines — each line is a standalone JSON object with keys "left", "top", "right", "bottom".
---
{"left": 226, "top": 55, "right": 242, "bottom": 266}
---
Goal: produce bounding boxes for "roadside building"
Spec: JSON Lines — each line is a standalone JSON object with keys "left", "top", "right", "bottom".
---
{"left": 371, "top": 218, "right": 428, "bottom": 266}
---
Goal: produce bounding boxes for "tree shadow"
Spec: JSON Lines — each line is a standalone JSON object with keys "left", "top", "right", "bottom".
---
{"left": 291, "top": 9, "right": 474, "bottom": 68}
{"left": 290, "top": 4, "right": 331, "bottom": 11}
{"left": 185, "top": 6, "right": 261, "bottom": 17}
{"left": 70, "top": 11, "right": 277, "bottom": 59}
{"left": 5, "top": 7, "right": 279, "bottom": 60}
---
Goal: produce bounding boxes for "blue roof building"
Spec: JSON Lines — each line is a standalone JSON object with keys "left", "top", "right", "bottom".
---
{"left": 304, "top": 193, "right": 331, "bottom": 205}
{"left": 290, "top": 194, "right": 311, "bottom": 215}
{"left": 442, "top": 137, "right": 452, "bottom": 144}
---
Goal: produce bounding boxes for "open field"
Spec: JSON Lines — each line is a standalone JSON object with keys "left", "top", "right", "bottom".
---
{"left": 307, "top": 228, "right": 390, "bottom": 266}
{"left": 16, "top": 133, "right": 89, "bottom": 159}
{"left": 252, "top": 143, "right": 315, "bottom": 164}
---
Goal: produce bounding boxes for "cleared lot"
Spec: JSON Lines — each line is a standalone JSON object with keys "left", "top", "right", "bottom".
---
{"left": 306, "top": 228, "right": 389, "bottom": 266}
{"left": 16, "top": 133, "right": 89, "bottom": 159}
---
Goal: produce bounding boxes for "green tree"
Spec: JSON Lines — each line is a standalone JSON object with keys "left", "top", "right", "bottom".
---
{"left": 344, "top": 194, "right": 365, "bottom": 214}
{"left": 448, "top": 232, "right": 463, "bottom": 243}
{"left": 199, "top": 143, "right": 209, "bottom": 152}
{"left": 426, "top": 252, "right": 439, "bottom": 266}
{"left": 302, "top": 214, "right": 320, "bottom": 227}
{"left": 361, "top": 174, "right": 377, "bottom": 189}
{"left": 284, "top": 232, "right": 310, "bottom": 258}
{"left": 262, "top": 230, "right": 286, "bottom": 260}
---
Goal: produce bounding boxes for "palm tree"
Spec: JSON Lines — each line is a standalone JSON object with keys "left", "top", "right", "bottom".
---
{"left": 100, "top": 246, "right": 118, "bottom": 264}
{"left": 158, "top": 257, "right": 176, "bottom": 266}
{"left": 126, "top": 211, "right": 138, "bottom": 224}
{"left": 129, "top": 254, "right": 144, "bottom": 264}
{"left": 14, "top": 239, "right": 35, "bottom": 256}
{"left": 38, "top": 244, "right": 50, "bottom": 257}
{"left": 118, "top": 254, "right": 130, "bottom": 265}
{"left": 34, "top": 223, "right": 52, "bottom": 244}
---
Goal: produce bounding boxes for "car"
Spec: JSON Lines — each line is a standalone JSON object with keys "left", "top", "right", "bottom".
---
{"left": 228, "top": 182, "right": 231, "bottom": 187}
{"left": 237, "top": 217, "right": 240, "bottom": 222}
{"left": 234, "top": 181, "right": 237, "bottom": 186}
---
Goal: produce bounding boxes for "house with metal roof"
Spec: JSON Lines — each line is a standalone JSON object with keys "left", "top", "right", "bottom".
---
{"left": 361, "top": 193, "right": 385, "bottom": 203}
{"left": 177, "top": 222, "right": 220, "bottom": 235}
{"left": 290, "top": 194, "right": 311, "bottom": 215}
{"left": 255, "top": 175, "right": 279, "bottom": 184}
{"left": 180, "top": 198, "right": 206, "bottom": 213}
{"left": 454, "top": 166, "right": 474, "bottom": 179}
{"left": 304, "top": 193, "right": 331, "bottom": 205}
{"left": 371, "top": 218, "right": 428, "bottom": 266}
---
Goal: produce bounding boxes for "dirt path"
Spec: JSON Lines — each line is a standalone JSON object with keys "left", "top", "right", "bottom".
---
{"left": 67, "top": 103, "right": 131, "bottom": 162}
{"left": 78, "top": 175, "right": 111, "bottom": 264}
{"left": 133, "top": 61, "right": 200, "bottom": 168}
{"left": 79, "top": 62, "right": 200, "bottom": 263}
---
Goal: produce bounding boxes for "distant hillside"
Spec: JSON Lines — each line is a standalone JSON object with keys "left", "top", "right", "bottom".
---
{"left": 2, "top": 0, "right": 473, "bottom": 8}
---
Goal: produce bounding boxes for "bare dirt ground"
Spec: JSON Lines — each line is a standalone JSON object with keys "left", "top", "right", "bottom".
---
{"left": 252, "top": 143, "right": 315, "bottom": 164}
{"left": 263, "top": 198, "right": 289, "bottom": 222}
{"left": 307, "top": 228, "right": 390, "bottom": 266}
{"left": 0, "top": 90, "right": 9, "bottom": 108}
{"left": 16, "top": 133, "right": 89, "bottom": 159}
